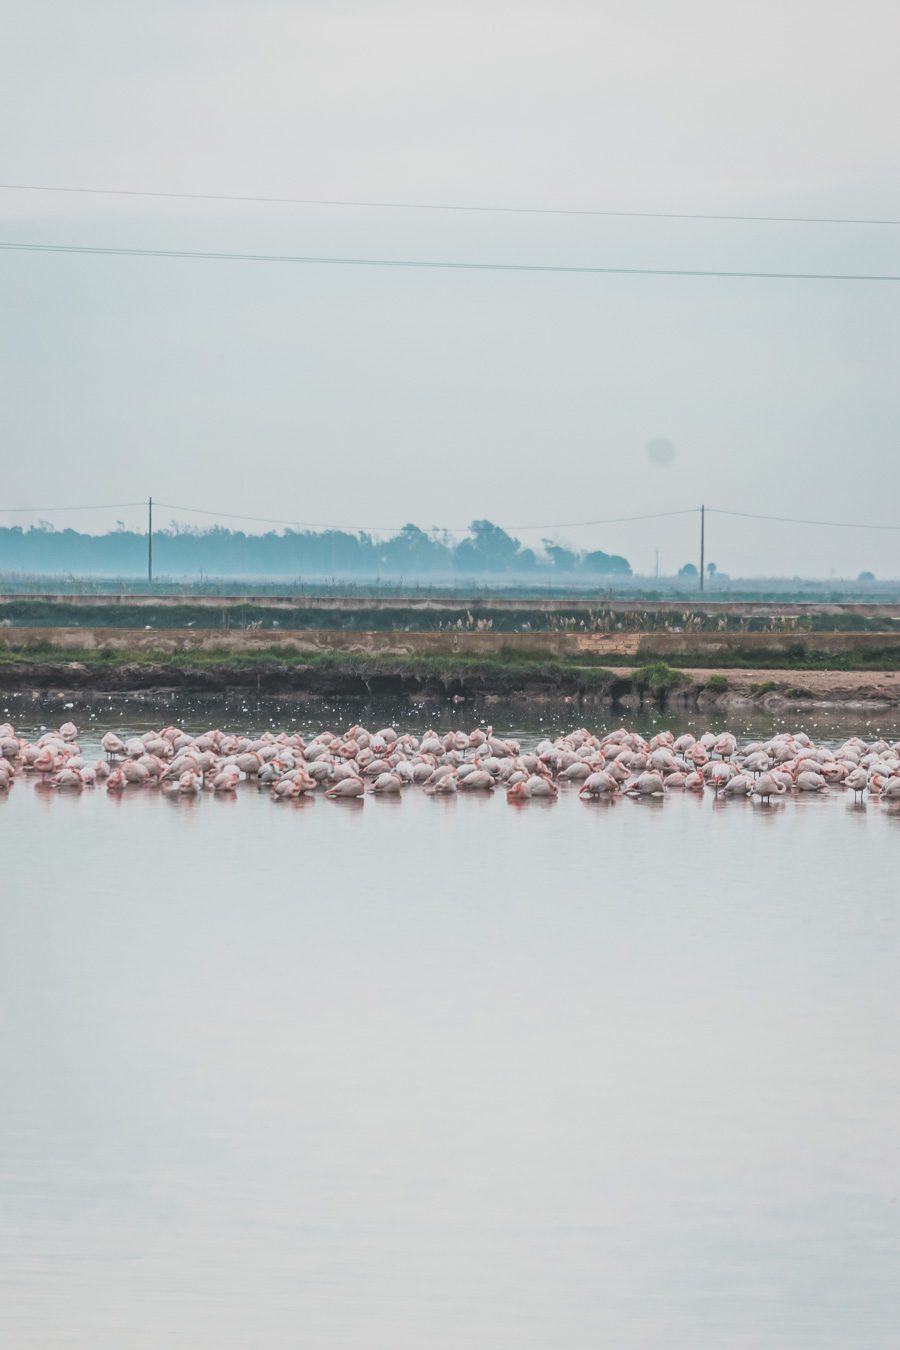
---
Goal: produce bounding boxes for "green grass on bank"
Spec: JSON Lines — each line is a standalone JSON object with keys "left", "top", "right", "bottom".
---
{"left": 0, "top": 642, "right": 897, "bottom": 677}
{"left": 634, "top": 646, "right": 900, "bottom": 672}
{"left": 632, "top": 662, "right": 692, "bottom": 692}
{"left": 705, "top": 673, "right": 730, "bottom": 690}
{"left": 0, "top": 641, "right": 616, "bottom": 684}
{"left": 3, "top": 597, "right": 900, "bottom": 635}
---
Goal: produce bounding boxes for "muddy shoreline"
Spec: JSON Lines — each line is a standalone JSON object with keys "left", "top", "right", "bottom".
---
{"left": 3, "top": 660, "right": 899, "bottom": 710}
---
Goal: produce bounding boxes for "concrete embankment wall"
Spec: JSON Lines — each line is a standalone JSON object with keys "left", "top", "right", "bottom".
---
{"left": 3, "top": 626, "right": 900, "bottom": 662}
{"left": 1, "top": 626, "right": 600, "bottom": 658}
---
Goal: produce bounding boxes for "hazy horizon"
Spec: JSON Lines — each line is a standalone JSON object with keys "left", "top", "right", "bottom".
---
{"left": 0, "top": 517, "right": 897, "bottom": 588}
{"left": 2, "top": 0, "right": 899, "bottom": 579}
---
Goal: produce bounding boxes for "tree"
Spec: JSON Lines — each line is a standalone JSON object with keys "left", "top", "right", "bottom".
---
{"left": 455, "top": 520, "right": 521, "bottom": 572}
{"left": 857, "top": 571, "right": 876, "bottom": 582}
{"left": 678, "top": 562, "right": 698, "bottom": 577}
{"left": 0, "top": 519, "right": 632, "bottom": 580}
{"left": 543, "top": 543, "right": 578, "bottom": 571}
{"left": 706, "top": 562, "right": 717, "bottom": 577}
{"left": 583, "top": 549, "right": 632, "bottom": 575}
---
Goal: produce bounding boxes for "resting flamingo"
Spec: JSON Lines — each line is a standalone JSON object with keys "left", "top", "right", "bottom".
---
{"left": 325, "top": 776, "right": 365, "bottom": 800}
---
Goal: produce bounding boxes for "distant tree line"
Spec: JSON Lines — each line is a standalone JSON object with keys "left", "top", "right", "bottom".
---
{"left": 0, "top": 520, "right": 632, "bottom": 579}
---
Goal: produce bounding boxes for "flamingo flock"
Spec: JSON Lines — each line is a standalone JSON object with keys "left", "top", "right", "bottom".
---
{"left": 2, "top": 719, "right": 900, "bottom": 804}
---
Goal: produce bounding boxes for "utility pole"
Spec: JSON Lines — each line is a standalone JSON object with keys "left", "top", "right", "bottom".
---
{"left": 148, "top": 496, "right": 153, "bottom": 584}
{"left": 699, "top": 503, "right": 705, "bottom": 592}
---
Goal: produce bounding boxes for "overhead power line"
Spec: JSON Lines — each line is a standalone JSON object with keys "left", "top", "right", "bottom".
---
{"left": 2, "top": 182, "right": 899, "bottom": 228}
{"left": 4, "top": 500, "right": 900, "bottom": 533}
{"left": 0, "top": 501, "right": 145, "bottom": 513}
{"left": 0, "top": 499, "right": 697, "bottom": 533}
{"left": 2, "top": 241, "right": 899, "bottom": 283}
{"left": 708, "top": 507, "right": 900, "bottom": 531}
{"left": 152, "top": 502, "right": 699, "bottom": 534}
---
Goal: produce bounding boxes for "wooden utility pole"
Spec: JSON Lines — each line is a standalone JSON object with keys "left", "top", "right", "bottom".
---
{"left": 148, "top": 497, "right": 153, "bottom": 583}
{"left": 699, "top": 504, "right": 705, "bottom": 592}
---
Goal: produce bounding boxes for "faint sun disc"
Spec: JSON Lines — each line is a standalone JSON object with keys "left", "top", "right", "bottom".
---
{"left": 646, "top": 438, "right": 676, "bottom": 467}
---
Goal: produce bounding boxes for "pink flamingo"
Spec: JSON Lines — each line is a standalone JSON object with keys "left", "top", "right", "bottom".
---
{"left": 751, "top": 773, "right": 786, "bottom": 802}
{"left": 325, "top": 776, "right": 365, "bottom": 800}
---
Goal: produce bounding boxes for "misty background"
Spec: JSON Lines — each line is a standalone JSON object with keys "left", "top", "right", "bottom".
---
{"left": 2, "top": 0, "right": 899, "bottom": 579}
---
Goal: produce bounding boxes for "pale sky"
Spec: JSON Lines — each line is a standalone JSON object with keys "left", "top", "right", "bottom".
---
{"left": 2, "top": 0, "right": 899, "bottom": 577}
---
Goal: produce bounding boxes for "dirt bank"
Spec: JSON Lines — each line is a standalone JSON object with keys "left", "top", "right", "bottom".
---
{"left": 2, "top": 660, "right": 898, "bottom": 709}
{"left": 676, "top": 667, "right": 900, "bottom": 707}
{"left": 2, "top": 624, "right": 900, "bottom": 667}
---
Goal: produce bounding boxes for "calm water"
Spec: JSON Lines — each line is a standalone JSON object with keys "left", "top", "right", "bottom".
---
{"left": 2, "top": 699, "right": 899, "bottom": 1348}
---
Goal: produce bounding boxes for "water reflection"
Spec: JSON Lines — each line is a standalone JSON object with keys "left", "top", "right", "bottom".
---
{"left": 6, "top": 690, "right": 900, "bottom": 753}
{"left": 750, "top": 798, "right": 786, "bottom": 822}
{"left": 163, "top": 790, "right": 199, "bottom": 811}
{"left": 2, "top": 705, "right": 899, "bottom": 1349}
{"left": 426, "top": 794, "right": 457, "bottom": 812}
{"left": 578, "top": 794, "right": 620, "bottom": 810}
{"left": 506, "top": 794, "right": 557, "bottom": 810}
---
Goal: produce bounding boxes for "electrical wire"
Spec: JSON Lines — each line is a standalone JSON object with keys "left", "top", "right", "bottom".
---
{"left": 0, "top": 501, "right": 145, "bottom": 513}
{"left": 152, "top": 502, "right": 699, "bottom": 534}
{"left": 4, "top": 501, "right": 899, "bottom": 533}
{"left": 2, "top": 182, "right": 899, "bottom": 228}
{"left": 708, "top": 507, "right": 900, "bottom": 531}
{"left": 2, "top": 241, "right": 898, "bottom": 282}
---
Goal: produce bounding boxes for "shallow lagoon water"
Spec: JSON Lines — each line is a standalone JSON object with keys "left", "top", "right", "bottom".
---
{"left": 2, "top": 699, "right": 899, "bottom": 1348}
